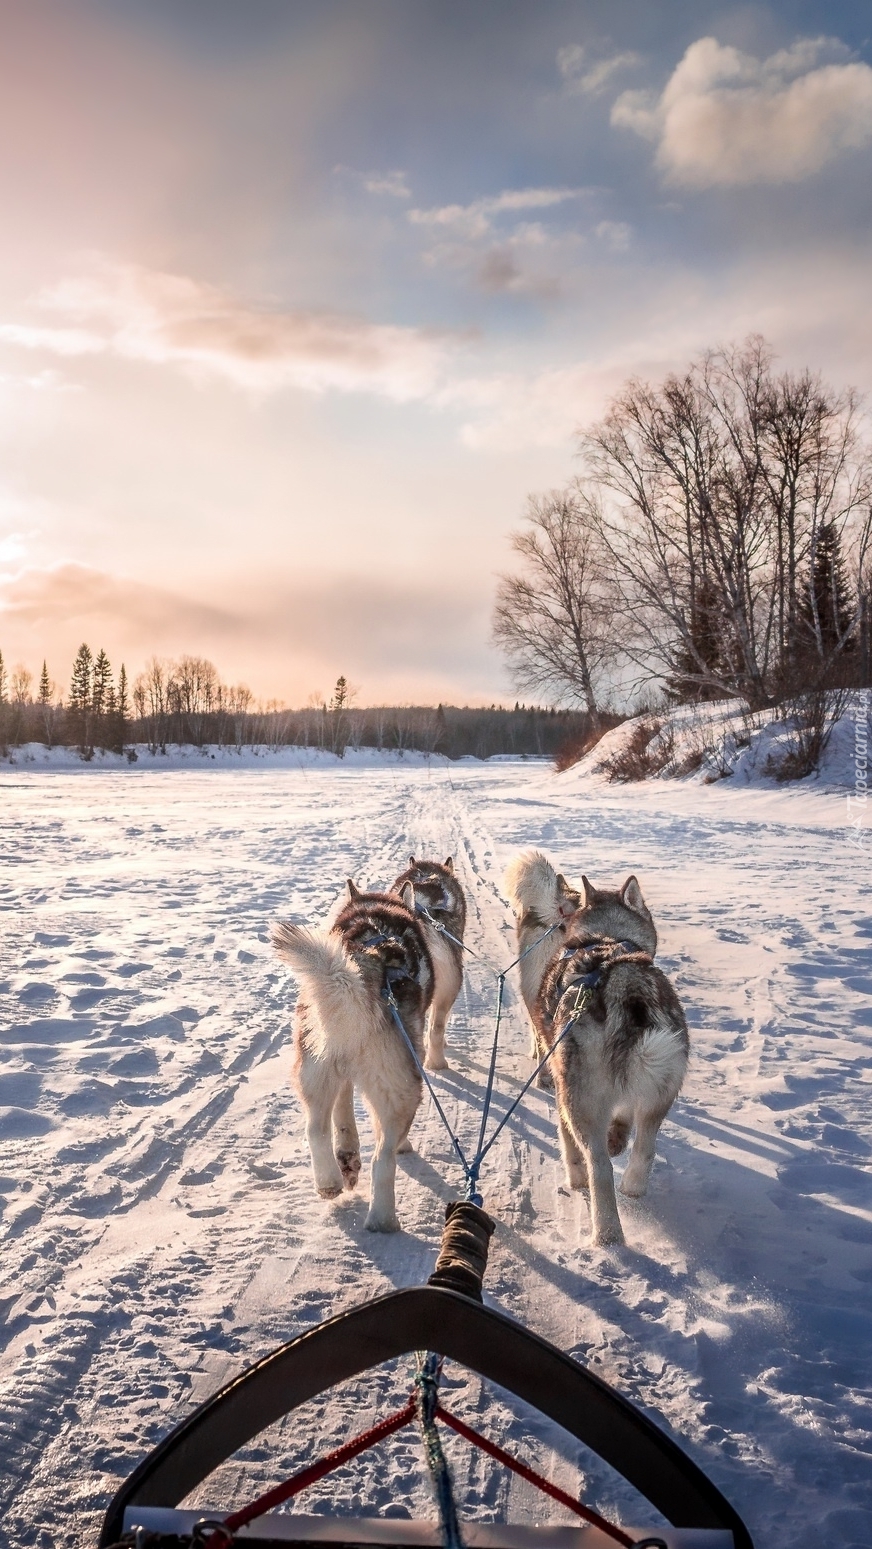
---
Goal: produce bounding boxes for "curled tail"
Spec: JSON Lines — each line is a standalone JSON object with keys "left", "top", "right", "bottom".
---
{"left": 272, "top": 920, "right": 369, "bottom": 1058}
{"left": 503, "top": 849, "right": 560, "bottom": 920}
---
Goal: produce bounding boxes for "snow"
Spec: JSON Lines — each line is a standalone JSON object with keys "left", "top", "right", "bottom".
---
{"left": 1, "top": 759, "right": 870, "bottom": 1549}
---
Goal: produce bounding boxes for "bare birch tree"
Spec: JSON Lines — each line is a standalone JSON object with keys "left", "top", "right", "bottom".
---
{"left": 492, "top": 490, "right": 613, "bottom": 719}
{"left": 579, "top": 337, "right": 872, "bottom": 705}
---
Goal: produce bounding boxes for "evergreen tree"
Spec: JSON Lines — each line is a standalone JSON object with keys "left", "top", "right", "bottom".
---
{"left": 38, "top": 661, "right": 52, "bottom": 705}
{"left": 0, "top": 648, "right": 7, "bottom": 704}
{"left": 665, "top": 577, "right": 729, "bottom": 701}
{"left": 110, "top": 664, "right": 129, "bottom": 753}
{"left": 91, "top": 648, "right": 113, "bottom": 750}
{"left": 92, "top": 649, "right": 112, "bottom": 716}
{"left": 69, "top": 643, "right": 94, "bottom": 755}
{"left": 798, "top": 521, "right": 856, "bottom": 662}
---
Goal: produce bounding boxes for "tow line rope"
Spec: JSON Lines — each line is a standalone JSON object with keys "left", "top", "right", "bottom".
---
{"left": 193, "top": 1350, "right": 635, "bottom": 1549}
{"left": 382, "top": 918, "right": 588, "bottom": 1206}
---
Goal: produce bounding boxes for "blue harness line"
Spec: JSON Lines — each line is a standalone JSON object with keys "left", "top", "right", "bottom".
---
{"left": 380, "top": 921, "right": 599, "bottom": 1206}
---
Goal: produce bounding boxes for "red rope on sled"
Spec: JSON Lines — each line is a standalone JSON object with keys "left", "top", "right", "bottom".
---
{"left": 206, "top": 1397, "right": 417, "bottom": 1540}
{"left": 201, "top": 1392, "right": 632, "bottom": 1549}
{"left": 434, "top": 1404, "right": 634, "bottom": 1549}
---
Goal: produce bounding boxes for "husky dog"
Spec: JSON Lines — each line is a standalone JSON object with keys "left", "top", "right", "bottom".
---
{"left": 272, "top": 880, "right": 434, "bottom": 1233}
{"left": 392, "top": 856, "right": 466, "bottom": 1071}
{"left": 533, "top": 876, "right": 687, "bottom": 1247}
{"left": 503, "top": 850, "right": 583, "bottom": 1086}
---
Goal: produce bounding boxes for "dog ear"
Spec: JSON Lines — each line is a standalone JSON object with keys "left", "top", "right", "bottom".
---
{"left": 346, "top": 878, "right": 361, "bottom": 901}
{"left": 581, "top": 875, "right": 596, "bottom": 905}
{"left": 621, "top": 875, "right": 645, "bottom": 912}
{"left": 409, "top": 855, "right": 416, "bottom": 867}
{"left": 444, "top": 856, "right": 454, "bottom": 872}
{"left": 399, "top": 881, "right": 416, "bottom": 911}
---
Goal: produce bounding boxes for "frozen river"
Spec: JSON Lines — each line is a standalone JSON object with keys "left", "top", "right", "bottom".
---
{"left": 1, "top": 758, "right": 870, "bottom": 1548}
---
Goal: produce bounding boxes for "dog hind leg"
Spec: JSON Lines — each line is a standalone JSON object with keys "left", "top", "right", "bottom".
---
{"left": 621, "top": 1102, "right": 670, "bottom": 1198}
{"left": 300, "top": 1060, "right": 344, "bottom": 1200}
{"left": 557, "top": 1109, "right": 589, "bottom": 1190}
{"left": 533, "top": 1026, "right": 555, "bottom": 1092}
{"left": 608, "top": 1114, "right": 632, "bottom": 1156}
{"left": 332, "top": 1080, "right": 361, "bottom": 1189}
{"left": 583, "top": 1125, "right": 625, "bottom": 1246}
{"left": 364, "top": 1085, "right": 420, "bottom": 1233}
{"left": 425, "top": 994, "right": 451, "bottom": 1071}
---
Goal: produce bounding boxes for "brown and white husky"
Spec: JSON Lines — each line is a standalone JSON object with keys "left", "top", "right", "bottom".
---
{"left": 392, "top": 856, "right": 466, "bottom": 1071}
{"left": 272, "top": 880, "right": 433, "bottom": 1233}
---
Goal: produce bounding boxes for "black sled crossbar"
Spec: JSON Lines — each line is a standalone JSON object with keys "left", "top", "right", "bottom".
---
{"left": 100, "top": 1286, "right": 752, "bottom": 1549}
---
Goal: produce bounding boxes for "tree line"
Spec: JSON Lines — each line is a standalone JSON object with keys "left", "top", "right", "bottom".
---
{"left": 0, "top": 649, "right": 598, "bottom": 762}
{"left": 494, "top": 337, "right": 872, "bottom": 715}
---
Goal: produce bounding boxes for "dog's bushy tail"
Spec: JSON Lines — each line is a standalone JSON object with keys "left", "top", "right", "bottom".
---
{"left": 272, "top": 920, "right": 347, "bottom": 977}
{"left": 503, "top": 849, "right": 560, "bottom": 920}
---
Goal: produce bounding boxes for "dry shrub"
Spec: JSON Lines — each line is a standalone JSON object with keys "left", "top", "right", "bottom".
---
{"left": 673, "top": 745, "right": 706, "bottom": 777}
{"left": 601, "top": 717, "right": 674, "bottom": 782}
{"left": 553, "top": 713, "right": 624, "bottom": 772}
{"left": 765, "top": 687, "right": 849, "bottom": 782}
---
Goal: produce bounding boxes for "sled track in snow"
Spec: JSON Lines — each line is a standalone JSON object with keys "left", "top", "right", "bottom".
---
{"left": 1, "top": 763, "right": 871, "bottom": 1548}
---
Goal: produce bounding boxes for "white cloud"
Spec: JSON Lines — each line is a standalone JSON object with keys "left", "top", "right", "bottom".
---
{"left": 0, "top": 258, "right": 454, "bottom": 402}
{"left": 612, "top": 35, "right": 872, "bottom": 186}
{"left": 557, "top": 44, "right": 641, "bottom": 96}
{"left": 594, "top": 220, "right": 632, "bottom": 252}
{"left": 363, "top": 169, "right": 411, "bottom": 198}
{"left": 409, "top": 186, "right": 584, "bottom": 239}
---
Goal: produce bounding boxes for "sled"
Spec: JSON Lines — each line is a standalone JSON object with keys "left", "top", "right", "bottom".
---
{"left": 99, "top": 1206, "right": 753, "bottom": 1549}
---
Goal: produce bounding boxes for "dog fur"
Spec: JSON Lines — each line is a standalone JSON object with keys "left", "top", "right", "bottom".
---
{"left": 392, "top": 856, "right": 466, "bottom": 1070}
{"left": 532, "top": 878, "right": 686, "bottom": 1247}
{"left": 272, "top": 881, "right": 434, "bottom": 1233}
{"left": 502, "top": 850, "right": 583, "bottom": 1085}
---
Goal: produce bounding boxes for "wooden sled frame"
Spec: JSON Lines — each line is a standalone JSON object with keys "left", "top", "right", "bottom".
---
{"left": 100, "top": 1287, "right": 753, "bottom": 1549}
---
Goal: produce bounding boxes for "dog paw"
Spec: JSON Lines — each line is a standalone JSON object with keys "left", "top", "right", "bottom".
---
{"left": 591, "top": 1224, "right": 626, "bottom": 1247}
{"left": 535, "top": 1069, "right": 555, "bottom": 1093}
{"left": 336, "top": 1149, "right": 361, "bottom": 1188}
{"left": 396, "top": 1137, "right": 414, "bottom": 1154}
{"left": 317, "top": 1183, "right": 343, "bottom": 1199}
{"left": 424, "top": 1057, "right": 449, "bottom": 1071}
{"left": 365, "top": 1212, "right": 401, "bottom": 1233}
{"left": 619, "top": 1175, "right": 648, "bottom": 1198}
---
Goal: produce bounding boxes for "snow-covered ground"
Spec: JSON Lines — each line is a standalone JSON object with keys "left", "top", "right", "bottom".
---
{"left": 1, "top": 758, "right": 870, "bottom": 1549}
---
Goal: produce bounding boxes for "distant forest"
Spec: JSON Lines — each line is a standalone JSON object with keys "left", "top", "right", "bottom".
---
{"left": 0, "top": 647, "right": 609, "bottom": 762}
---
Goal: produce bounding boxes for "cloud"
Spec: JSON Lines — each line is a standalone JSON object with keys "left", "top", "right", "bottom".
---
{"left": 435, "top": 239, "right": 872, "bottom": 451}
{"left": 0, "top": 257, "right": 453, "bottom": 401}
{"left": 594, "top": 220, "right": 632, "bottom": 252}
{"left": 409, "top": 186, "right": 584, "bottom": 239}
{"left": 557, "top": 44, "right": 641, "bottom": 97}
{"left": 363, "top": 169, "right": 411, "bottom": 198}
{"left": 612, "top": 36, "right": 872, "bottom": 187}
{"left": 0, "top": 562, "right": 495, "bottom": 704}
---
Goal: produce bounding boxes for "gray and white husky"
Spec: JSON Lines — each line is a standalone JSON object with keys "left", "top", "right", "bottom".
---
{"left": 272, "top": 881, "right": 434, "bottom": 1233}
{"left": 505, "top": 852, "right": 687, "bottom": 1245}
{"left": 392, "top": 856, "right": 466, "bottom": 1070}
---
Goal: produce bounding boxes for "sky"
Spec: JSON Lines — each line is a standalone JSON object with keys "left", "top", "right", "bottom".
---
{"left": 0, "top": 0, "right": 871, "bottom": 707}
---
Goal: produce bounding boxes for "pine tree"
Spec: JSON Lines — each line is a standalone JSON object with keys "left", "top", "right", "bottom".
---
{"left": 110, "top": 664, "right": 129, "bottom": 754}
{"left": 38, "top": 661, "right": 51, "bottom": 705}
{"left": 799, "top": 521, "right": 856, "bottom": 662}
{"left": 69, "top": 643, "right": 94, "bottom": 755}
{"left": 666, "top": 577, "right": 728, "bottom": 702}
{"left": 91, "top": 648, "right": 113, "bottom": 750}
